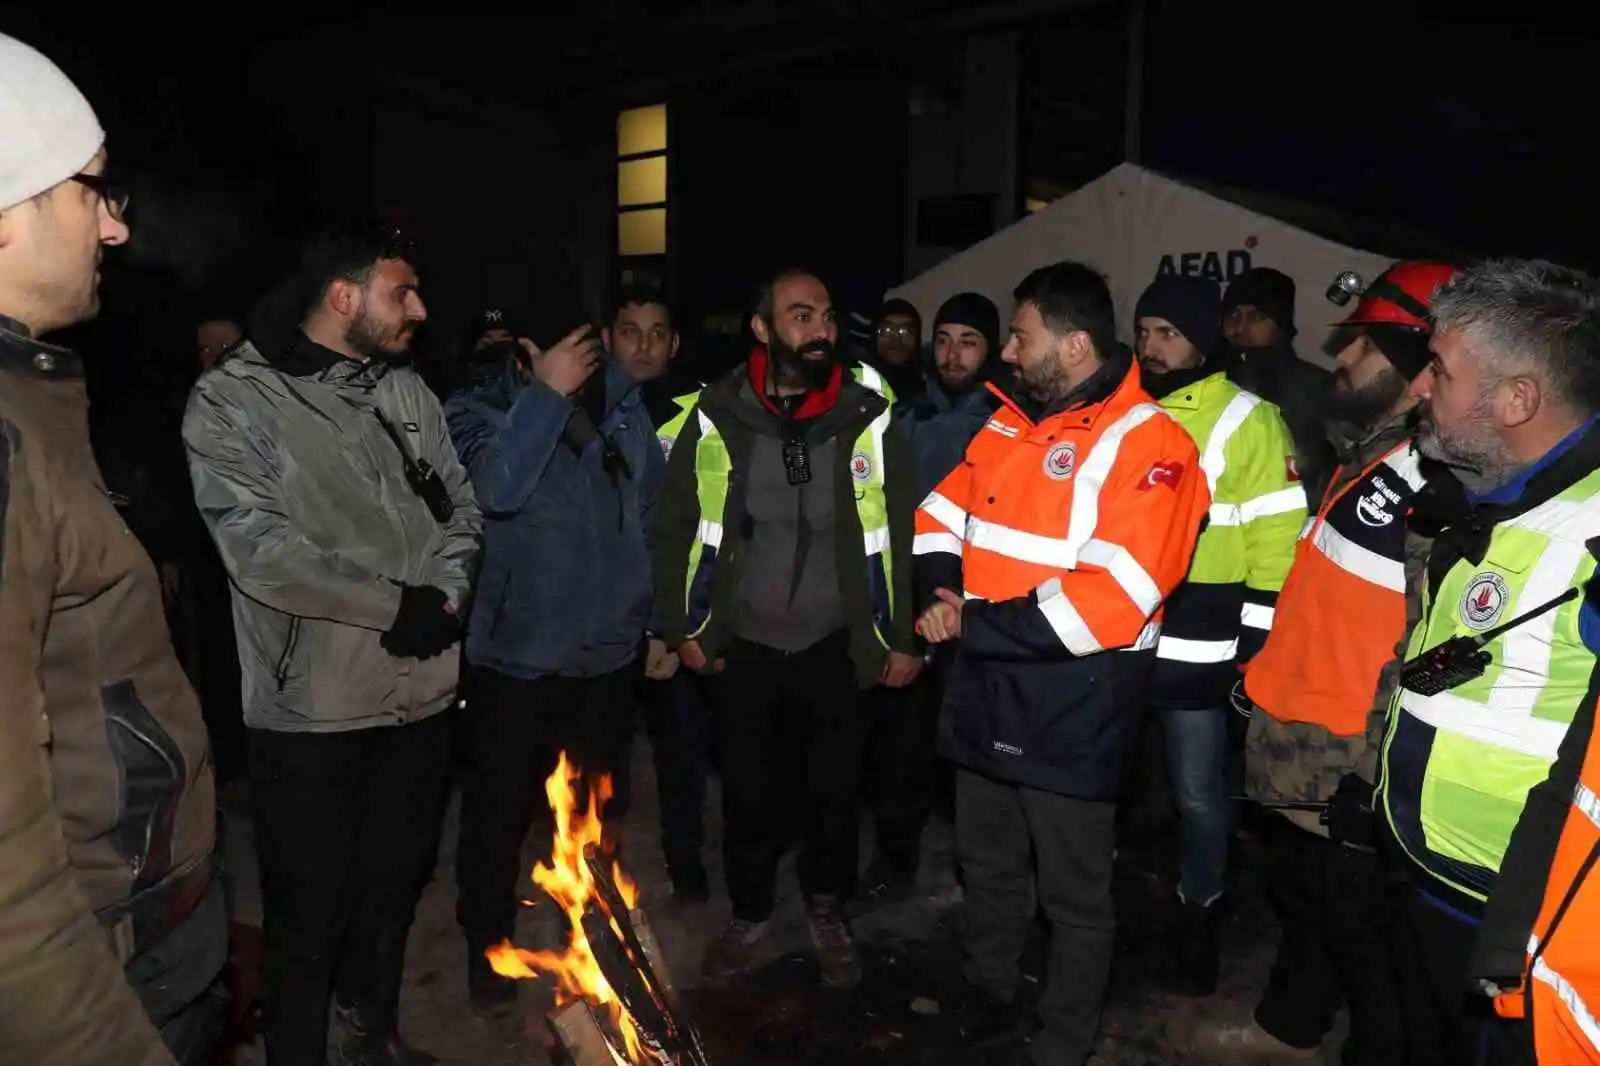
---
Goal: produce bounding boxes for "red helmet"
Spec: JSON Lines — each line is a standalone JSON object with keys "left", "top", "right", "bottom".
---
{"left": 1334, "top": 260, "right": 1460, "bottom": 332}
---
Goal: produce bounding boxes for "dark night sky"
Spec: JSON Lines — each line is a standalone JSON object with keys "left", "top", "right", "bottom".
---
{"left": 8, "top": 2, "right": 1599, "bottom": 308}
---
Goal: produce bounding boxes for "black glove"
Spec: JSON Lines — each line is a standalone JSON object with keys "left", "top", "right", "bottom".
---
{"left": 1322, "top": 772, "right": 1378, "bottom": 848}
{"left": 381, "top": 584, "right": 459, "bottom": 660}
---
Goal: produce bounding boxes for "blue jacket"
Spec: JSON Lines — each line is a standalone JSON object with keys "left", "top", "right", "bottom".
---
{"left": 445, "top": 359, "right": 664, "bottom": 679}
{"left": 895, "top": 369, "right": 1000, "bottom": 500}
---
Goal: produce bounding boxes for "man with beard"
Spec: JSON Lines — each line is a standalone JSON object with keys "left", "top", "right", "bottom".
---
{"left": 651, "top": 269, "right": 923, "bottom": 988}
{"left": 184, "top": 221, "right": 482, "bottom": 1066}
{"left": 1132, "top": 274, "right": 1305, "bottom": 996}
{"left": 1185, "top": 260, "right": 1457, "bottom": 1065}
{"left": 1376, "top": 260, "right": 1600, "bottom": 1066}
{"left": 915, "top": 261, "right": 1210, "bottom": 1066}
{"left": 0, "top": 33, "right": 226, "bottom": 1066}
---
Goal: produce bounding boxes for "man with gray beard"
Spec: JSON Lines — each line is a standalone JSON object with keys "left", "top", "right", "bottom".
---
{"left": 1379, "top": 259, "right": 1600, "bottom": 1066}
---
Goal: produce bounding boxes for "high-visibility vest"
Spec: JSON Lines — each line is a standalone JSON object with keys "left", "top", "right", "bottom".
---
{"left": 1380, "top": 466, "right": 1600, "bottom": 903}
{"left": 1154, "top": 372, "right": 1305, "bottom": 688}
{"left": 1244, "top": 442, "right": 1426, "bottom": 735}
{"left": 1492, "top": 711, "right": 1600, "bottom": 1066}
{"left": 680, "top": 365, "right": 896, "bottom": 643}
{"left": 913, "top": 360, "right": 1210, "bottom": 656}
{"left": 655, "top": 389, "right": 702, "bottom": 459}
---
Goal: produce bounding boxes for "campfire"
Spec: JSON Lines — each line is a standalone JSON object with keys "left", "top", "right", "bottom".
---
{"left": 485, "top": 753, "right": 710, "bottom": 1066}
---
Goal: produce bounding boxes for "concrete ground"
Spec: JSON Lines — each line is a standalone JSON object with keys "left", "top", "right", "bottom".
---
{"left": 223, "top": 741, "right": 1347, "bottom": 1066}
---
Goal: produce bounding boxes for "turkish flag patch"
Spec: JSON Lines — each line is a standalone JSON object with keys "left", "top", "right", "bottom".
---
{"left": 1285, "top": 455, "right": 1301, "bottom": 482}
{"left": 1140, "top": 461, "right": 1184, "bottom": 491}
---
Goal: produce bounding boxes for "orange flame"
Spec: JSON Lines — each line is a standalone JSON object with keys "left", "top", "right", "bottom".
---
{"left": 485, "top": 752, "right": 644, "bottom": 1062}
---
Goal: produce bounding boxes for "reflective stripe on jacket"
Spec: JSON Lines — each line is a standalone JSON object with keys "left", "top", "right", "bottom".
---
{"left": 1150, "top": 371, "right": 1305, "bottom": 707}
{"left": 916, "top": 355, "right": 1211, "bottom": 797}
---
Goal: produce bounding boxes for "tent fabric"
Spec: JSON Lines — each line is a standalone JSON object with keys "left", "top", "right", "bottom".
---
{"left": 887, "top": 163, "right": 1418, "bottom": 366}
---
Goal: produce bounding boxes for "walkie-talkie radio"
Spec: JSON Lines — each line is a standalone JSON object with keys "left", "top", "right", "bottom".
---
{"left": 1401, "top": 586, "right": 1580, "bottom": 696}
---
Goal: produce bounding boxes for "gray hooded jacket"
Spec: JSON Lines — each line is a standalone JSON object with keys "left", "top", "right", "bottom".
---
{"left": 182, "top": 338, "right": 482, "bottom": 733}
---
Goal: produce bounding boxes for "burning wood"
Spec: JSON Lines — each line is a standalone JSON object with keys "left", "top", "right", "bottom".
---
{"left": 485, "top": 753, "right": 711, "bottom": 1066}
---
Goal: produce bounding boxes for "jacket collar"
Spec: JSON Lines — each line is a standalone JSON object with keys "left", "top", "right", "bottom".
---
{"left": 988, "top": 349, "right": 1142, "bottom": 430}
{"left": 265, "top": 330, "right": 393, "bottom": 387}
{"left": 0, "top": 313, "right": 85, "bottom": 380}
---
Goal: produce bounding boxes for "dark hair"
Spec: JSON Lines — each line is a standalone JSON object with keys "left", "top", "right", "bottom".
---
{"left": 610, "top": 282, "right": 673, "bottom": 328}
{"left": 754, "top": 268, "right": 826, "bottom": 326}
{"left": 294, "top": 218, "right": 414, "bottom": 320}
{"left": 1012, "top": 260, "right": 1117, "bottom": 359}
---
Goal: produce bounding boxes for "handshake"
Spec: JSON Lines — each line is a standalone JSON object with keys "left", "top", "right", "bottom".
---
{"left": 380, "top": 584, "right": 461, "bottom": 660}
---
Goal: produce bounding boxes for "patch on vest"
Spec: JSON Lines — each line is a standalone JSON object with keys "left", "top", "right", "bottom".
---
{"left": 659, "top": 434, "right": 675, "bottom": 457}
{"left": 1460, "top": 572, "right": 1511, "bottom": 631}
{"left": 992, "top": 740, "right": 1024, "bottom": 757}
{"left": 1042, "top": 441, "right": 1077, "bottom": 481}
{"left": 1356, "top": 474, "right": 1402, "bottom": 527}
{"left": 850, "top": 450, "right": 873, "bottom": 482}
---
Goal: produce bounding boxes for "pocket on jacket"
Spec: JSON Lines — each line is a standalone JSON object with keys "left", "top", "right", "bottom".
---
{"left": 102, "top": 681, "right": 185, "bottom": 891}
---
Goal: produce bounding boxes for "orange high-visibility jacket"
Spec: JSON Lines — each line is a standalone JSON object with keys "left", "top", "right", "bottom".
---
{"left": 1490, "top": 696, "right": 1600, "bottom": 1065}
{"left": 913, "top": 358, "right": 1211, "bottom": 797}
{"left": 1243, "top": 442, "right": 1427, "bottom": 735}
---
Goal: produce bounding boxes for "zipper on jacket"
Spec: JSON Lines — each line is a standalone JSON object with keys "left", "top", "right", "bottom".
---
{"left": 274, "top": 617, "right": 302, "bottom": 693}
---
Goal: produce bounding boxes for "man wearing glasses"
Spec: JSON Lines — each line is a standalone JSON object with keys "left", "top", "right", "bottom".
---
{"left": 0, "top": 33, "right": 227, "bottom": 1066}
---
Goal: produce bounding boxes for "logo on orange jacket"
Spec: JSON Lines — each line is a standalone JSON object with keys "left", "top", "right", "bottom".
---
{"left": 1043, "top": 442, "right": 1077, "bottom": 480}
{"left": 1140, "top": 461, "right": 1185, "bottom": 492}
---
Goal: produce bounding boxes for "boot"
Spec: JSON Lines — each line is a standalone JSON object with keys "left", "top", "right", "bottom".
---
{"left": 700, "top": 918, "right": 769, "bottom": 984}
{"left": 805, "top": 895, "right": 863, "bottom": 989}
{"left": 1165, "top": 894, "right": 1221, "bottom": 996}
{"left": 953, "top": 985, "right": 1019, "bottom": 1048}
{"left": 329, "top": 1000, "right": 438, "bottom": 1066}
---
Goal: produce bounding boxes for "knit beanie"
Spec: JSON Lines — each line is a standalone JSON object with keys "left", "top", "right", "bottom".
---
{"left": 0, "top": 34, "right": 104, "bottom": 210}
{"left": 1134, "top": 275, "right": 1222, "bottom": 356}
{"left": 1223, "top": 267, "right": 1298, "bottom": 337}
{"left": 933, "top": 292, "right": 1001, "bottom": 359}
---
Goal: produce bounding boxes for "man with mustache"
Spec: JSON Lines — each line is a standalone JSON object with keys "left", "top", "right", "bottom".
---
{"left": 185, "top": 221, "right": 482, "bottom": 1066}
{"left": 1379, "top": 260, "right": 1600, "bottom": 1066}
{"left": 651, "top": 268, "right": 922, "bottom": 988}
{"left": 1132, "top": 274, "right": 1305, "bottom": 996}
{"left": 915, "top": 261, "right": 1211, "bottom": 1066}
{"left": 1187, "top": 260, "right": 1457, "bottom": 1065}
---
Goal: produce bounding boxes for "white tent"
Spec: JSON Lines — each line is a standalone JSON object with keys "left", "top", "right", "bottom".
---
{"left": 888, "top": 163, "right": 1431, "bottom": 365}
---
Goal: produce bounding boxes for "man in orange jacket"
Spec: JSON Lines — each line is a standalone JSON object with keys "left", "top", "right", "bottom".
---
{"left": 1475, "top": 583, "right": 1600, "bottom": 1066}
{"left": 915, "top": 261, "right": 1211, "bottom": 1065}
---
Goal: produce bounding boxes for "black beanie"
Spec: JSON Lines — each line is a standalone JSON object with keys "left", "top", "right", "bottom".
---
{"left": 933, "top": 292, "right": 1001, "bottom": 359}
{"left": 1223, "top": 267, "right": 1297, "bottom": 337}
{"left": 1135, "top": 275, "right": 1222, "bottom": 357}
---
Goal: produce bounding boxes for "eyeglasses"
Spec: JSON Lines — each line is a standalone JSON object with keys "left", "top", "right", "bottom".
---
{"left": 69, "top": 173, "right": 130, "bottom": 222}
{"left": 877, "top": 323, "right": 916, "bottom": 339}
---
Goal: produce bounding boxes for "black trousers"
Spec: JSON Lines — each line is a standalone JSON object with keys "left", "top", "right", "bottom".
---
{"left": 1391, "top": 884, "right": 1534, "bottom": 1066}
{"left": 639, "top": 670, "right": 712, "bottom": 881}
{"left": 1253, "top": 819, "right": 1404, "bottom": 1065}
{"left": 248, "top": 713, "right": 451, "bottom": 1066}
{"left": 715, "top": 631, "right": 866, "bottom": 922}
{"left": 866, "top": 668, "right": 939, "bottom": 879}
{"left": 956, "top": 768, "right": 1117, "bottom": 1066}
{"left": 454, "top": 664, "right": 637, "bottom": 952}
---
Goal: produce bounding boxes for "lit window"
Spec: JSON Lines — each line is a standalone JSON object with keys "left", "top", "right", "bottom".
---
{"left": 618, "top": 105, "right": 667, "bottom": 157}
{"left": 618, "top": 208, "right": 667, "bottom": 257}
{"left": 617, "top": 104, "right": 669, "bottom": 263}
{"left": 618, "top": 156, "right": 667, "bottom": 207}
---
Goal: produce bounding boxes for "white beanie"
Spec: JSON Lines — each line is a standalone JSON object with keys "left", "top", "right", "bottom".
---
{"left": 0, "top": 34, "right": 104, "bottom": 211}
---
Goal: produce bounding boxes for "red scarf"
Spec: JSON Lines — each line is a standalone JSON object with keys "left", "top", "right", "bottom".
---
{"left": 747, "top": 346, "right": 842, "bottom": 420}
